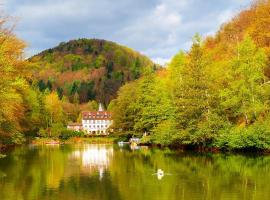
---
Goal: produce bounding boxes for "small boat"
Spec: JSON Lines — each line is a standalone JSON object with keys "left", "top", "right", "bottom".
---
{"left": 118, "top": 141, "right": 129, "bottom": 146}
{"left": 129, "top": 137, "right": 140, "bottom": 144}
{"left": 45, "top": 141, "right": 60, "bottom": 145}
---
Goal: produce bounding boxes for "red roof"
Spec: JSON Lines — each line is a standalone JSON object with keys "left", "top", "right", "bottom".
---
{"left": 82, "top": 111, "right": 112, "bottom": 120}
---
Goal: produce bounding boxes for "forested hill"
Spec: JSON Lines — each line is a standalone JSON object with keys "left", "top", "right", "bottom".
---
{"left": 204, "top": 0, "right": 270, "bottom": 75}
{"left": 29, "top": 39, "right": 156, "bottom": 106}
{"left": 111, "top": 0, "right": 270, "bottom": 150}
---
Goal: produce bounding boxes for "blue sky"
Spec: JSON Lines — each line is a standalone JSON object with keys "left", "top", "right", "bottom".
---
{"left": 4, "top": 0, "right": 252, "bottom": 64}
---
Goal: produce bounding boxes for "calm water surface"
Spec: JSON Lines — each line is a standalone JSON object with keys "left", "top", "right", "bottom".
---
{"left": 0, "top": 144, "right": 270, "bottom": 200}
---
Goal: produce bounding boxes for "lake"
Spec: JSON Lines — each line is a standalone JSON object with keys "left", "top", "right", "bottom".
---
{"left": 0, "top": 144, "right": 270, "bottom": 200}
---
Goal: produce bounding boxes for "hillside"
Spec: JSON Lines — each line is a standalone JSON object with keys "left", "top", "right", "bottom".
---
{"left": 204, "top": 0, "right": 270, "bottom": 74}
{"left": 29, "top": 39, "right": 156, "bottom": 106}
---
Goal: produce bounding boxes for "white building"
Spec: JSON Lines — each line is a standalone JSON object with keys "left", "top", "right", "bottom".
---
{"left": 67, "top": 104, "right": 113, "bottom": 135}
{"left": 81, "top": 104, "right": 113, "bottom": 135}
{"left": 67, "top": 123, "right": 83, "bottom": 132}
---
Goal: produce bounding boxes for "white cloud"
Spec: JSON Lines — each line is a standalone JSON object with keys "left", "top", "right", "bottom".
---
{"left": 217, "top": 9, "right": 235, "bottom": 24}
{"left": 153, "top": 57, "right": 172, "bottom": 66}
{"left": 4, "top": 0, "right": 253, "bottom": 62}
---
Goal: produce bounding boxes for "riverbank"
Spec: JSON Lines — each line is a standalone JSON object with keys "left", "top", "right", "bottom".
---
{"left": 0, "top": 144, "right": 13, "bottom": 158}
{"left": 32, "top": 137, "right": 116, "bottom": 145}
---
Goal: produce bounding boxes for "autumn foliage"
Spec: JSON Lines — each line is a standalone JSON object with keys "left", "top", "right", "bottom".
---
{"left": 29, "top": 39, "right": 156, "bottom": 106}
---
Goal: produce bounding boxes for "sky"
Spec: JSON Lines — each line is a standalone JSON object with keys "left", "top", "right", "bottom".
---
{"left": 4, "top": 0, "right": 252, "bottom": 65}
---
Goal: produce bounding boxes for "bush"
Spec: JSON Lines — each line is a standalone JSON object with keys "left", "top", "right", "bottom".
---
{"left": 11, "top": 132, "right": 26, "bottom": 145}
{"left": 38, "top": 123, "right": 66, "bottom": 138}
{"left": 140, "top": 135, "right": 152, "bottom": 144}
{"left": 215, "top": 122, "right": 270, "bottom": 150}
{"left": 59, "top": 129, "right": 84, "bottom": 140}
{"left": 188, "top": 113, "right": 231, "bottom": 147}
{"left": 51, "top": 123, "right": 66, "bottom": 137}
{"left": 38, "top": 128, "right": 48, "bottom": 137}
{"left": 151, "top": 119, "right": 178, "bottom": 146}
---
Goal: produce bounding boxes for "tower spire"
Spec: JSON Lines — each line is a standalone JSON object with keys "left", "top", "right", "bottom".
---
{"left": 98, "top": 103, "right": 104, "bottom": 111}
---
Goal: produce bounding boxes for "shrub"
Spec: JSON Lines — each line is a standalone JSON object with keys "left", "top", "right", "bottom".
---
{"left": 215, "top": 122, "right": 270, "bottom": 150}
{"left": 38, "top": 128, "right": 48, "bottom": 137}
{"left": 59, "top": 129, "right": 84, "bottom": 140}
{"left": 11, "top": 132, "right": 26, "bottom": 145}
{"left": 151, "top": 119, "right": 178, "bottom": 146}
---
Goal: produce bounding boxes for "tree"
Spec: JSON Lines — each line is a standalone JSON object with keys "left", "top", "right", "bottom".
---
{"left": 134, "top": 74, "right": 175, "bottom": 135}
{"left": 173, "top": 34, "right": 210, "bottom": 130}
{"left": 44, "top": 92, "right": 65, "bottom": 137}
{"left": 111, "top": 81, "right": 139, "bottom": 135}
{"left": 0, "top": 16, "right": 29, "bottom": 144}
{"left": 220, "top": 36, "right": 267, "bottom": 125}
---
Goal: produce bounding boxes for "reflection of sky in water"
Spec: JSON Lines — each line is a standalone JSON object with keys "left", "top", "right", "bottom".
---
{"left": 71, "top": 145, "right": 113, "bottom": 180}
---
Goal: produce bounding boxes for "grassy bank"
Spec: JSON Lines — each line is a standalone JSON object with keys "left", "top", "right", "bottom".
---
{"left": 32, "top": 136, "right": 116, "bottom": 145}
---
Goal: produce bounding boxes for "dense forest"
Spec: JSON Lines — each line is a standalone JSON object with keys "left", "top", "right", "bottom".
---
{"left": 0, "top": 19, "right": 155, "bottom": 148}
{"left": 1, "top": 0, "right": 270, "bottom": 151}
{"left": 29, "top": 39, "right": 156, "bottom": 106}
{"left": 111, "top": 0, "right": 270, "bottom": 151}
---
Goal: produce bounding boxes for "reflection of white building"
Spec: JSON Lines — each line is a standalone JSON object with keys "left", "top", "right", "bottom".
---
{"left": 67, "top": 103, "right": 113, "bottom": 135}
{"left": 71, "top": 145, "right": 113, "bottom": 179}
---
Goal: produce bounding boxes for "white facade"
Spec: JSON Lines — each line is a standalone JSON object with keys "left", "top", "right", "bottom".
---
{"left": 82, "top": 119, "right": 113, "bottom": 135}
{"left": 81, "top": 104, "right": 113, "bottom": 135}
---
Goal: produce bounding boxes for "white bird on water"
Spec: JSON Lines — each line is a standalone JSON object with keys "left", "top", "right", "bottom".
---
{"left": 151, "top": 169, "right": 164, "bottom": 180}
{"left": 152, "top": 169, "right": 173, "bottom": 180}
{"left": 157, "top": 169, "right": 164, "bottom": 180}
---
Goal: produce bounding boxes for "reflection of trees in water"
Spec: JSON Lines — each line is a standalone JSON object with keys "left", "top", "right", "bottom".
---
{"left": 1, "top": 146, "right": 270, "bottom": 200}
{"left": 109, "top": 149, "right": 270, "bottom": 200}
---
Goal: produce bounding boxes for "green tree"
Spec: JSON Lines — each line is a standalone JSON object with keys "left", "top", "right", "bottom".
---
{"left": 220, "top": 36, "right": 267, "bottom": 125}
{"left": 44, "top": 92, "right": 65, "bottom": 137}
{"left": 173, "top": 34, "right": 210, "bottom": 131}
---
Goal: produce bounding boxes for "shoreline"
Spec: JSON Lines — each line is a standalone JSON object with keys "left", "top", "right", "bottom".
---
{"left": 0, "top": 144, "right": 15, "bottom": 158}
{"left": 141, "top": 143, "right": 270, "bottom": 155}
{"left": 3, "top": 137, "right": 270, "bottom": 155}
{"left": 31, "top": 137, "right": 116, "bottom": 145}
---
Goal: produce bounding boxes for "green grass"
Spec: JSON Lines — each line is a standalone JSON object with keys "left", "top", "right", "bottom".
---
{"left": 32, "top": 136, "right": 117, "bottom": 145}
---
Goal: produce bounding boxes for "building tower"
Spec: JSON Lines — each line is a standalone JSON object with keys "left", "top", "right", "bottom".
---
{"left": 98, "top": 103, "right": 104, "bottom": 111}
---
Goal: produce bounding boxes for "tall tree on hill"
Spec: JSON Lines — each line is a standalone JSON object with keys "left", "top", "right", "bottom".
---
{"left": 173, "top": 34, "right": 211, "bottom": 131}
{"left": 220, "top": 36, "right": 267, "bottom": 125}
{"left": 0, "top": 17, "right": 29, "bottom": 144}
{"left": 110, "top": 81, "right": 139, "bottom": 136}
{"left": 44, "top": 92, "right": 65, "bottom": 137}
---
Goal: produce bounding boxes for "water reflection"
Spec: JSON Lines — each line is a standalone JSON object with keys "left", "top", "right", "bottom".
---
{"left": 71, "top": 145, "right": 113, "bottom": 180}
{"left": 1, "top": 145, "right": 270, "bottom": 200}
